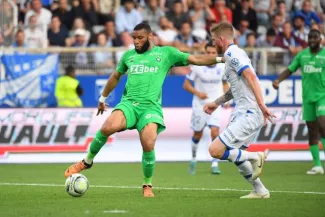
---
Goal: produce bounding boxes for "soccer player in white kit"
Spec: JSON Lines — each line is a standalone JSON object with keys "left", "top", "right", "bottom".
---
{"left": 204, "top": 22, "right": 276, "bottom": 199}
{"left": 183, "top": 42, "right": 229, "bottom": 175}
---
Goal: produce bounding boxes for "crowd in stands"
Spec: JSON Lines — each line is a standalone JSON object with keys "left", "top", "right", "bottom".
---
{"left": 1, "top": 0, "right": 325, "bottom": 74}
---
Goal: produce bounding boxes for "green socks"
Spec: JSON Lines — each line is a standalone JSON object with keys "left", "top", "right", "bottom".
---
{"left": 142, "top": 150, "right": 156, "bottom": 185}
{"left": 309, "top": 144, "right": 321, "bottom": 166}
{"left": 85, "top": 130, "right": 108, "bottom": 163}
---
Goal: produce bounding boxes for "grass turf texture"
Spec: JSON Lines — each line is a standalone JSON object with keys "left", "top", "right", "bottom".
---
{"left": 0, "top": 162, "right": 325, "bottom": 217}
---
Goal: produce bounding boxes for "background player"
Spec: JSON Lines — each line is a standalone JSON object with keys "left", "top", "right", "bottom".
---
{"left": 183, "top": 42, "right": 229, "bottom": 175}
{"left": 273, "top": 29, "right": 325, "bottom": 175}
{"left": 204, "top": 21, "right": 275, "bottom": 198}
{"left": 64, "top": 23, "right": 225, "bottom": 197}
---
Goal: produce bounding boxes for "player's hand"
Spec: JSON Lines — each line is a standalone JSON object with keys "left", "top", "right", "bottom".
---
{"left": 223, "top": 102, "right": 231, "bottom": 109}
{"left": 197, "top": 92, "right": 208, "bottom": 100}
{"left": 259, "top": 104, "right": 276, "bottom": 125}
{"left": 204, "top": 102, "right": 219, "bottom": 115}
{"left": 272, "top": 79, "right": 280, "bottom": 89}
{"left": 97, "top": 102, "right": 108, "bottom": 116}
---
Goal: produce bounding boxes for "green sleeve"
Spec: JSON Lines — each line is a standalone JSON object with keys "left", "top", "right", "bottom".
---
{"left": 165, "top": 46, "right": 190, "bottom": 67}
{"left": 287, "top": 51, "right": 302, "bottom": 73}
{"left": 116, "top": 51, "right": 129, "bottom": 74}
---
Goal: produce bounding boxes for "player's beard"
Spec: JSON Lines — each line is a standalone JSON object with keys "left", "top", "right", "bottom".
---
{"left": 135, "top": 39, "right": 150, "bottom": 54}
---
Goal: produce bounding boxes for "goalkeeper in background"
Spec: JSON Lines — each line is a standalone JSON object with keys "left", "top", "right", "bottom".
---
{"left": 64, "top": 22, "right": 225, "bottom": 197}
{"left": 273, "top": 29, "right": 325, "bottom": 175}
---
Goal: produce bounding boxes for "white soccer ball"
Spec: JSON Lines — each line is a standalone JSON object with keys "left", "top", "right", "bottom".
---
{"left": 65, "top": 173, "right": 89, "bottom": 197}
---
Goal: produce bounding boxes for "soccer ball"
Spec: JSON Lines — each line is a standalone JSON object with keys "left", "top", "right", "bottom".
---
{"left": 65, "top": 173, "right": 89, "bottom": 197}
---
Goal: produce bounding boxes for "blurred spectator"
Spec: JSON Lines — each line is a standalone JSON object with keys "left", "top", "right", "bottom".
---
{"left": 189, "top": 0, "right": 215, "bottom": 40}
{"left": 141, "top": 0, "right": 165, "bottom": 33}
{"left": 155, "top": 16, "right": 178, "bottom": 44}
{"left": 245, "top": 32, "right": 259, "bottom": 73}
{"left": 51, "top": 0, "right": 73, "bottom": 29}
{"left": 66, "top": 17, "right": 91, "bottom": 46}
{"left": 99, "top": 0, "right": 120, "bottom": 17}
{"left": 47, "top": 15, "right": 69, "bottom": 46}
{"left": 274, "top": 21, "right": 307, "bottom": 56}
{"left": 100, "top": 19, "right": 123, "bottom": 47}
{"left": 0, "top": 1, "right": 15, "bottom": 46}
{"left": 236, "top": 19, "right": 252, "bottom": 47}
{"left": 211, "top": 0, "right": 232, "bottom": 24}
{"left": 71, "top": 0, "right": 99, "bottom": 29}
{"left": 174, "top": 21, "right": 202, "bottom": 50}
{"left": 252, "top": 0, "right": 275, "bottom": 26}
{"left": 160, "top": 0, "right": 188, "bottom": 12}
{"left": 232, "top": 0, "right": 257, "bottom": 33}
{"left": 116, "top": 31, "right": 135, "bottom": 63}
{"left": 55, "top": 65, "right": 83, "bottom": 107}
{"left": 293, "top": 14, "right": 309, "bottom": 42}
{"left": 166, "top": 1, "right": 189, "bottom": 30}
{"left": 92, "top": 33, "right": 114, "bottom": 74}
{"left": 269, "top": 13, "right": 282, "bottom": 34}
{"left": 24, "top": 15, "right": 47, "bottom": 48}
{"left": 115, "top": 0, "right": 143, "bottom": 34}
{"left": 12, "top": 29, "right": 28, "bottom": 47}
{"left": 274, "top": 0, "right": 290, "bottom": 24}
{"left": 25, "top": 0, "right": 52, "bottom": 27}
{"left": 294, "top": 0, "right": 322, "bottom": 28}
{"left": 256, "top": 28, "right": 276, "bottom": 47}
{"left": 71, "top": 28, "right": 89, "bottom": 65}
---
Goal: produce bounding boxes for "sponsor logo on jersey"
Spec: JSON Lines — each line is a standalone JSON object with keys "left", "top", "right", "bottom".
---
{"left": 317, "top": 105, "right": 325, "bottom": 111}
{"left": 303, "top": 65, "right": 322, "bottom": 73}
{"left": 129, "top": 65, "right": 159, "bottom": 74}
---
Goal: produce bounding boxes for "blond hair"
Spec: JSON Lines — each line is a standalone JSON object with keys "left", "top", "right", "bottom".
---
{"left": 210, "top": 21, "right": 235, "bottom": 40}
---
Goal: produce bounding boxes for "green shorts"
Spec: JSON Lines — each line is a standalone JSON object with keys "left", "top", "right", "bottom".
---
{"left": 303, "top": 96, "right": 325, "bottom": 121}
{"left": 112, "top": 100, "right": 166, "bottom": 134}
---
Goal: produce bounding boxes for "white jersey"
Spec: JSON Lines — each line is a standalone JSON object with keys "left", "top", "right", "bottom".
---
{"left": 186, "top": 64, "right": 226, "bottom": 106}
{"left": 224, "top": 44, "right": 263, "bottom": 113}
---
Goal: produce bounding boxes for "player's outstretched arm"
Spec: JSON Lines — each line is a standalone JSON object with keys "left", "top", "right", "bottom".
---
{"left": 203, "top": 89, "right": 233, "bottom": 114}
{"left": 97, "top": 71, "right": 123, "bottom": 115}
{"left": 187, "top": 54, "right": 224, "bottom": 66}
{"left": 272, "top": 68, "right": 292, "bottom": 89}
{"left": 242, "top": 68, "right": 276, "bottom": 123}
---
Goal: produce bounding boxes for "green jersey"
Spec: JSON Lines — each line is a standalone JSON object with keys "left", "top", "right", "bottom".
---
{"left": 116, "top": 46, "right": 190, "bottom": 105}
{"left": 288, "top": 48, "right": 325, "bottom": 102}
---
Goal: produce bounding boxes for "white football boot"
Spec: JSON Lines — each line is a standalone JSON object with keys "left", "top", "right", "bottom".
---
{"left": 251, "top": 152, "right": 267, "bottom": 180}
{"left": 240, "top": 191, "right": 270, "bottom": 199}
{"left": 306, "top": 166, "right": 324, "bottom": 175}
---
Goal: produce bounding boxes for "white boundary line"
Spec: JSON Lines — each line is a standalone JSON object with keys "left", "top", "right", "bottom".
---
{"left": 0, "top": 182, "right": 325, "bottom": 195}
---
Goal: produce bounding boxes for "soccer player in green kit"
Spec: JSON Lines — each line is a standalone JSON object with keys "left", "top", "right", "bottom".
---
{"left": 273, "top": 29, "right": 325, "bottom": 175}
{"left": 64, "top": 23, "right": 225, "bottom": 197}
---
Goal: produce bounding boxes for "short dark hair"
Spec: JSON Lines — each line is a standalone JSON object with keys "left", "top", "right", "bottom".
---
{"left": 65, "top": 65, "right": 75, "bottom": 75}
{"left": 246, "top": 32, "right": 256, "bottom": 40}
{"left": 205, "top": 41, "right": 215, "bottom": 50}
{"left": 309, "top": 29, "right": 321, "bottom": 36}
{"left": 134, "top": 22, "right": 152, "bottom": 33}
{"left": 266, "top": 28, "right": 276, "bottom": 36}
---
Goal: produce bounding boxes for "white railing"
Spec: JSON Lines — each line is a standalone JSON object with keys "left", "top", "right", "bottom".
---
{"left": 0, "top": 46, "right": 292, "bottom": 75}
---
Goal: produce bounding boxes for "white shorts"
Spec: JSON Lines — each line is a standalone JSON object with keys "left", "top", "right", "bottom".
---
{"left": 191, "top": 105, "right": 222, "bottom": 132}
{"left": 219, "top": 110, "right": 264, "bottom": 149}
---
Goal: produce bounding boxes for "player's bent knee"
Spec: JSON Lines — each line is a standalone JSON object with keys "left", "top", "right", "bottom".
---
{"left": 209, "top": 138, "right": 226, "bottom": 159}
{"left": 193, "top": 131, "right": 203, "bottom": 140}
{"left": 101, "top": 122, "right": 122, "bottom": 136}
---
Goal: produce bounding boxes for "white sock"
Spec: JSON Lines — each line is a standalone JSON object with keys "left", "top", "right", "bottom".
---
{"left": 84, "top": 158, "right": 93, "bottom": 164}
{"left": 225, "top": 149, "right": 259, "bottom": 162}
{"left": 236, "top": 161, "right": 267, "bottom": 193}
{"left": 211, "top": 158, "right": 219, "bottom": 167}
{"left": 191, "top": 137, "right": 200, "bottom": 161}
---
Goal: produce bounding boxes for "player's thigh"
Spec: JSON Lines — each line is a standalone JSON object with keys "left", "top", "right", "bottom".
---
{"left": 303, "top": 101, "right": 317, "bottom": 122}
{"left": 101, "top": 110, "right": 127, "bottom": 135}
{"left": 316, "top": 97, "right": 325, "bottom": 136}
{"left": 219, "top": 112, "right": 263, "bottom": 149}
{"left": 112, "top": 101, "right": 137, "bottom": 130}
{"left": 207, "top": 107, "right": 222, "bottom": 138}
{"left": 139, "top": 123, "right": 158, "bottom": 152}
{"left": 191, "top": 108, "right": 207, "bottom": 132}
{"left": 209, "top": 136, "right": 227, "bottom": 158}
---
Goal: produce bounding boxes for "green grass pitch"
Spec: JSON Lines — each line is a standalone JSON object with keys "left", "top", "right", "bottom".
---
{"left": 0, "top": 162, "right": 325, "bottom": 217}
